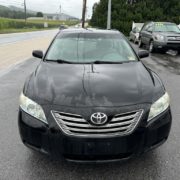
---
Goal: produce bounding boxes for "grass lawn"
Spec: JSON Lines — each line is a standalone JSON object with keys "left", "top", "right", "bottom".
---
{"left": 0, "top": 28, "right": 56, "bottom": 34}
{"left": 0, "top": 18, "right": 79, "bottom": 34}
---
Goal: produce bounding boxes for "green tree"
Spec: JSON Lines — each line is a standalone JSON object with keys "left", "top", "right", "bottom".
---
{"left": 36, "top": 12, "right": 43, "bottom": 17}
{"left": 90, "top": 0, "right": 180, "bottom": 35}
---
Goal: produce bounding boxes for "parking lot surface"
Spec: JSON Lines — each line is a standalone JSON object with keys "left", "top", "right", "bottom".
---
{"left": 0, "top": 45, "right": 180, "bottom": 180}
{"left": 0, "top": 30, "right": 57, "bottom": 70}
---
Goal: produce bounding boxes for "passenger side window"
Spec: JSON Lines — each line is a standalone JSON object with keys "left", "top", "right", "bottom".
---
{"left": 142, "top": 24, "right": 150, "bottom": 31}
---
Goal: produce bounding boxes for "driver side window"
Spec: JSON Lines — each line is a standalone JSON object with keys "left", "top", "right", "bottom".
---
{"left": 147, "top": 25, "right": 153, "bottom": 33}
{"left": 142, "top": 24, "right": 149, "bottom": 31}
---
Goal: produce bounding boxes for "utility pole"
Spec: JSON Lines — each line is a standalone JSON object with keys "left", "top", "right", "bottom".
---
{"left": 107, "top": 0, "right": 111, "bottom": 29}
{"left": 24, "top": 0, "right": 27, "bottom": 23}
{"left": 60, "top": 4, "right": 61, "bottom": 14}
{"left": 82, "top": 0, "right": 87, "bottom": 28}
{"left": 59, "top": 4, "right": 61, "bottom": 20}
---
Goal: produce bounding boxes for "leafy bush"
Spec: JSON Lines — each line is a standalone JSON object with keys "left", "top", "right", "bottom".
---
{"left": 0, "top": 18, "right": 79, "bottom": 31}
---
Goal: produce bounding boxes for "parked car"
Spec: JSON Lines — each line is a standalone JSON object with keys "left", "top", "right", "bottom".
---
{"left": 18, "top": 28, "right": 172, "bottom": 163}
{"left": 139, "top": 22, "right": 180, "bottom": 53}
{"left": 59, "top": 25, "right": 68, "bottom": 30}
{"left": 129, "top": 27, "right": 142, "bottom": 44}
{"left": 129, "top": 22, "right": 144, "bottom": 44}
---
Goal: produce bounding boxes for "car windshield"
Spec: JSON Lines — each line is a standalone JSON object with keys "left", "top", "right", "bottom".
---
{"left": 45, "top": 32, "right": 138, "bottom": 63}
{"left": 154, "top": 23, "right": 180, "bottom": 33}
{"left": 136, "top": 27, "right": 141, "bottom": 33}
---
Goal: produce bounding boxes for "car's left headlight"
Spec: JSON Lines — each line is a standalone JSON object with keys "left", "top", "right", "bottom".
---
{"left": 136, "top": 33, "right": 139, "bottom": 39}
{"left": 148, "top": 92, "right": 170, "bottom": 121}
{"left": 20, "top": 92, "right": 47, "bottom": 124}
{"left": 154, "top": 34, "right": 165, "bottom": 42}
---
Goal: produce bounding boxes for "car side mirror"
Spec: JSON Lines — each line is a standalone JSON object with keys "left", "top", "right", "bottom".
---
{"left": 138, "top": 50, "right": 149, "bottom": 59}
{"left": 32, "top": 50, "right": 43, "bottom": 59}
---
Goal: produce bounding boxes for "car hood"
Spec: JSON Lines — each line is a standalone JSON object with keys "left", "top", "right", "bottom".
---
{"left": 154, "top": 32, "right": 180, "bottom": 37}
{"left": 25, "top": 61, "right": 164, "bottom": 107}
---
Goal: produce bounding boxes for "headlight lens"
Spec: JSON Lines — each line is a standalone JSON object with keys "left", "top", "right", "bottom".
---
{"left": 20, "top": 92, "right": 47, "bottom": 124}
{"left": 136, "top": 33, "right": 139, "bottom": 39}
{"left": 148, "top": 92, "right": 170, "bottom": 121}
{"left": 155, "top": 34, "right": 165, "bottom": 41}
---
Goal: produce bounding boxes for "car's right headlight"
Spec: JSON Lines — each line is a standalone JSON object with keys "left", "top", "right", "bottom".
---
{"left": 19, "top": 92, "right": 47, "bottom": 124}
{"left": 148, "top": 92, "right": 170, "bottom": 121}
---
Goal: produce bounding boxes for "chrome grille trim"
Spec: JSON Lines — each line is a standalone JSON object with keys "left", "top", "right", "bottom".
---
{"left": 167, "top": 36, "right": 180, "bottom": 42}
{"left": 111, "top": 113, "right": 138, "bottom": 122}
{"left": 67, "top": 126, "right": 129, "bottom": 133}
{"left": 62, "top": 120, "right": 134, "bottom": 128}
{"left": 51, "top": 110, "right": 144, "bottom": 137}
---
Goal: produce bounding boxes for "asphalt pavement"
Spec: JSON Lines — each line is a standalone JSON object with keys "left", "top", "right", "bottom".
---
{"left": 0, "top": 29, "right": 58, "bottom": 71}
{"left": 0, "top": 45, "right": 180, "bottom": 180}
{"left": 0, "top": 30, "right": 58, "bottom": 46}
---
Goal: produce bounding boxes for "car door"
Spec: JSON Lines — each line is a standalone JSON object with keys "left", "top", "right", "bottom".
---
{"left": 131, "top": 27, "right": 137, "bottom": 40}
{"left": 130, "top": 27, "right": 136, "bottom": 41}
{"left": 145, "top": 24, "right": 153, "bottom": 45}
{"left": 140, "top": 23, "right": 150, "bottom": 45}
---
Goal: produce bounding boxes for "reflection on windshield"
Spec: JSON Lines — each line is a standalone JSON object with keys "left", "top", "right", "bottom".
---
{"left": 45, "top": 33, "right": 138, "bottom": 63}
{"left": 154, "top": 23, "right": 180, "bottom": 33}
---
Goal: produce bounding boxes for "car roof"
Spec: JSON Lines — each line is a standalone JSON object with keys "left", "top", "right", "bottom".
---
{"left": 58, "top": 28, "right": 122, "bottom": 35}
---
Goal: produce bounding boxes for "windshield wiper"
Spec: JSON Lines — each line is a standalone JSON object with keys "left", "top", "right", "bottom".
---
{"left": 45, "top": 59, "right": 73, "bottom": 64}
{"left": 91, "top": 60, "right": 130, "bottom": 64}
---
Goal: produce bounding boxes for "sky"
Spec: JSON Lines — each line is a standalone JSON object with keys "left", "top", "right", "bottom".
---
{"left": 0, "top": 0, "right": 100, "bottom": 18}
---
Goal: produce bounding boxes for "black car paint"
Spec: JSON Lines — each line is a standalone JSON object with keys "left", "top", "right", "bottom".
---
{"left": 18, "top": 29, "right": 172, "bottom": 162}
{"left": 24, "top": 62, "right": 164, "bottom": 108}
{"left": 19, "top": 107, "right": 172, "bottom": 162}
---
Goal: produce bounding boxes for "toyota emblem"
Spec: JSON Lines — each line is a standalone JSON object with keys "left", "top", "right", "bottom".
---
{"left": 90, "top": 112, "right": 108, "bottom": 125}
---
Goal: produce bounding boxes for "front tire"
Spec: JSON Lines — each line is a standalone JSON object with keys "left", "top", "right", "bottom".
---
{"left": 134, "top": 37, "right": 138, "bottom": 44}
{"left": 149, "top": 41, "right": 156, "bottom": 53}
{"left": 138, "top": 38, "right": 143, "bottom": 48}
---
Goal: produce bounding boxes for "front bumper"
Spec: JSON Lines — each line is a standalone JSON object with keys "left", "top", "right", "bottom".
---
{"left": 18, "top": 108, "right": 172, "bottom": 163}
{"left": 154, "top": 41, "right": 180, "bottom": 50}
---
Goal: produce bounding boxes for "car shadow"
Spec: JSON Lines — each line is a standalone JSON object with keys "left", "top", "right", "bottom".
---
{"left": 153, "top": 53, "right": 180, "bottom": 74}
{"left": 133, "top": 43, "right": 180, "bottom": 75}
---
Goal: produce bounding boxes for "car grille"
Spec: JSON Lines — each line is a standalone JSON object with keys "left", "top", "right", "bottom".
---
{"left": 52, "top": 110, "right": 143, "bottom": 137}
{"left": 167, "top": 36, "right": 180, "bottom": 42}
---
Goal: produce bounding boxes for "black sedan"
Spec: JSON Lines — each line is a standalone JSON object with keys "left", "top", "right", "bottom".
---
{"left": 18, "top": 28, "right": 172, "bottom": 163}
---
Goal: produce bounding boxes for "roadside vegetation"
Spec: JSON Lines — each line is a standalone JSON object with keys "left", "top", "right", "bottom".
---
{"left": 0, "top": 5, "right": 35, "bottom": 19}
{"left": 90, "top": 0, "right": 180, "bottom": 35}
{"left": 0, "top": 18, "right": 78, "bottom": 34}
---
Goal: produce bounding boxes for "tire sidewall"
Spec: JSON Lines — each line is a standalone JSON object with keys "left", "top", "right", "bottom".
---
{"left": 139, "top": 38, "right": 143, "bottom": 48}
{"left": 149, "top": 41, "right": 155, "bottom": 53}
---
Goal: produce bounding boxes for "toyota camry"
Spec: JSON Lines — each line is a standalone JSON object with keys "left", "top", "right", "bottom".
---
{"left": 18, "top": 28, "right": 172, "bottom": 163}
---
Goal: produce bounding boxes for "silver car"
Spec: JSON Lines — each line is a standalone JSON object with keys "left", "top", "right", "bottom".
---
{"left": 129, "top": 27, "right": 141, "bottom": 44}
